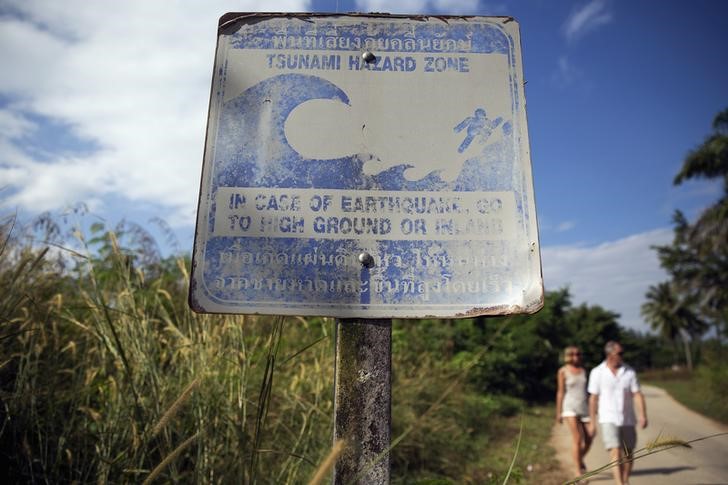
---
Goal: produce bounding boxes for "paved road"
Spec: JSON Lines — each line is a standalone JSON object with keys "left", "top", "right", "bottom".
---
{"left": 551, "top": 385, "right": 728, "bottom": 484}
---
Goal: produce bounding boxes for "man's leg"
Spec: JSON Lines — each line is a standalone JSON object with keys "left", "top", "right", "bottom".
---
{"left": 620, "top": 426, "right": 637, "bottom": 484}
{"left": 622, "top": 452, "right": 633, "bottom": 484}
{"left": 609, "top": 447, "right": 625, "bottom": 485}
{"left": 600, "top": 423, "right": 625, "bottom": 485}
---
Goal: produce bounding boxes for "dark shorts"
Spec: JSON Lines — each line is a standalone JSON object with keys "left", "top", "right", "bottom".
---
{"left": 600, "top": 423, "right": 637, "bottom": 452}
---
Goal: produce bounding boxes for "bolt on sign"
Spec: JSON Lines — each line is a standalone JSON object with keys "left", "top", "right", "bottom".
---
{"left": 190, "top": 13, "right": 543, "bottom": 318}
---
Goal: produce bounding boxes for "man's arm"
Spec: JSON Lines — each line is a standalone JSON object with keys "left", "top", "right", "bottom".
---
{"left": 588, "top": 393, "right": 598, "bottom": 436}
{"left": 634, "top": 391, "right": 648, "bottom": 429}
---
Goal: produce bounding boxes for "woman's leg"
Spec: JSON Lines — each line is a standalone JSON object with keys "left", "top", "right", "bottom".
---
{"left": 581, "top": 420, "right": 593, "bottom": 455}
{"left": 564, "top": 416, "right": 582, "bottom": 476}
{"left": 576, "top": 420, "right": 592, "bottom": 473}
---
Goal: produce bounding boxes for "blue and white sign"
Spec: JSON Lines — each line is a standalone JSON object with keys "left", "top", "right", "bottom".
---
{"left": 190, "top": 13, "right": 543, "bottom": 318}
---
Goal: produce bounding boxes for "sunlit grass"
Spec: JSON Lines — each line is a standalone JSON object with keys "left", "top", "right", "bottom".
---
{"left": 0, "top": 214, "right": 585, "bottom": 483}
{"left": 0, "top": 215, "right": 335, "bottom": 483}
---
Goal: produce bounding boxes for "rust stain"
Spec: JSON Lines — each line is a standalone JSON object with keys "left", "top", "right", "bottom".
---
{"left": 192, "top": 12, "right": 542, "bottom": 320}
{"left": 453, "top": 300, "right": 544, "bottom": 319}
{"left": 219, "top": 12, "right": 516, "bottom": 32}
{"left": 459, "top": 293, "right": 544, "bottom": 318}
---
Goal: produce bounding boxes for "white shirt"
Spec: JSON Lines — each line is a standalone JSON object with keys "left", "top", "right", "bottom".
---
{"left": 587, "top": 361, "right": 641, "bottom": 426}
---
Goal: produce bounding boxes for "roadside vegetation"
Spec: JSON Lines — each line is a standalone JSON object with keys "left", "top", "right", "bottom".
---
{"left": 1, "top": 108, "right": 725, "bottom": 484}
{"left": 639, "top": 107, "right": 728, "bottom": 427}
{"left": 642, "top": 352, "right": 728, "bottom": 426}
{"left": 0, "top": 210, "right": 692, "bottom": 484}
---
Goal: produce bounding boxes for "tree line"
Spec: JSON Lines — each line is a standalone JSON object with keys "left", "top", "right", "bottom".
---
{"left": 642, "top": 108, "right": 728, "bottom": 370}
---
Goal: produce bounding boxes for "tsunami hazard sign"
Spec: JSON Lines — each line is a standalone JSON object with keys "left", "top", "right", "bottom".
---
{"left": 190, "top": 13, "right": 543, "bottom": 318}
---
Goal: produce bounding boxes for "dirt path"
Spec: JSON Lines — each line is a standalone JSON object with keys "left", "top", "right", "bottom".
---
{"left": 550, "top": 384, "right": 728, "bottom": 484}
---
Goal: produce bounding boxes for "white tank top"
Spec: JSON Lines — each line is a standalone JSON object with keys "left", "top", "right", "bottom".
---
{"left": 562, "top": 369, "right": 589, "bottom": 416}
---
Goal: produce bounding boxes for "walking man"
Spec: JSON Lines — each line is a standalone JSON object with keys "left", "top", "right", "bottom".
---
{"left": 587, "top": 341, "right": 648, "bottom": 485}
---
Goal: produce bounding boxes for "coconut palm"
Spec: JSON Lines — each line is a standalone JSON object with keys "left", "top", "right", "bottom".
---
{"left": 641, "top": 282, "right": 706, "bottom": 371}
{"left": 655, "top": 108, "right": 728, "bottom": 342}
{"left": 674, "top": 108, "right": 728, "bottom": 190}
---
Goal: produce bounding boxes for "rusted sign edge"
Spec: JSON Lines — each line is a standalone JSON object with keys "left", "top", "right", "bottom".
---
{"left": 189, "top": 12, "right": 228, "bottom": 316}
{"left": 453, "top": 294, "right": 545, "bottom": 319}
{"left": 190, "top": 13, "right": 543, "bottom": 320}
{"left": 219, "top": 12, "right": 517, "bottom": 32}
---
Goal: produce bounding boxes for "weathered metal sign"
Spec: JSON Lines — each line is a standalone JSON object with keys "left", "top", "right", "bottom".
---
{"left": 190, "top": 13, "right": 543, "bottom": 318}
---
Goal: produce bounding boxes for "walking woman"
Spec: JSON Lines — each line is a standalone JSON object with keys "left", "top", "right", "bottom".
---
{"left": 556, "top": 345, "right": 593, "bottom": 479}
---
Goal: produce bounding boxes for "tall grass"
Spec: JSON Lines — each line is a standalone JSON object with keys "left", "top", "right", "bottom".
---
{"left": 0, "top": 216, "right": 334, "bottom": 483}
{"left": 0, "top": 213, "right": 568, "bottom": 483}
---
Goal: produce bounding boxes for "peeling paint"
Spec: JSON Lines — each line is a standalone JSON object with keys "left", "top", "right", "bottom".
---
{"left": 189, "top": 13, "right": 543, "bottom": 319}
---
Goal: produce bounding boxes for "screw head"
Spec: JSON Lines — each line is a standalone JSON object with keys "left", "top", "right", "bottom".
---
{"left": 358, "top": 252, "right": 374, "bottom": 268}
{"left": 362, "top": 51, "right": 376, "bottom": 63}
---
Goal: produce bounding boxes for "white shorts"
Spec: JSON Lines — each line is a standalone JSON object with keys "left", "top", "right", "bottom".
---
{"left": 561, "top": 411, "right": 590, "bottom": 422}
{"left": 600, "top": 423, "right": 637, "bottom": 452}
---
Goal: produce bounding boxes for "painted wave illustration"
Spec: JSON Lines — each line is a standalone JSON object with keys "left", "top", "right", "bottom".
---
{"left": 212, "top": 73, "right": 514, "bottom": 194}
{"left": 204, "top": 73, "right": 520, "bottom": 307}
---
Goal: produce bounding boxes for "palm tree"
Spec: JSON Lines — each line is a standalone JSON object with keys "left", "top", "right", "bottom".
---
{"left": 673, "top": 108, "right": 728, "bottom": 190}
{"left": 656, "top": 107, "right": 728, "bottom": 343}
{"left": 641, "top": 282, "right": 706, "bottom": 371}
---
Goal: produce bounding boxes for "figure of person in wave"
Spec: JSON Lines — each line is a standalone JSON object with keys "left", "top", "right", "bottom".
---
{"left": 454, "top": 108, "right": 503, "bottom": 153}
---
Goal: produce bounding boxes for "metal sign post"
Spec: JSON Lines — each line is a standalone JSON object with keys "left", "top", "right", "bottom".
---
{"left": 189, "top": 13, "right": 542, "bottom": 484}
{"left": 333, "top": 318, "right": 391, "bottom": 483}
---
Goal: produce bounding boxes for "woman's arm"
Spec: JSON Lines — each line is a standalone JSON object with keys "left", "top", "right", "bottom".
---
{"left": 555, "top": 367, "right": 565, "bottom": 424}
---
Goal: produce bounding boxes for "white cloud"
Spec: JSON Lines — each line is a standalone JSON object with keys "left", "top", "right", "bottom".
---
{"left": 356, "top": 0, "right": 426, "bottom": 12}
{"left": 0, "top": 109, "right": 34, "bottom": 139}
{"left": 555, "top": 220, "right": 576, "bottom": 232}
{"left": 552, "top": 55, "right": 582, "bottom": 86}
{"left": 541, "top": 228, "right": 673, "bottom": 332}
{"left": 0, "top": 0, "right": 310, "bottom": 222}
{"left": 355, "top": 0, "right": 481, "bottom": 15}
{"left": 563, "top": 0, "right": 613, "bottom": 42}
{"left": 538, "top": 217, "right": 577, "bottom": 233}
{"left": 433, "top": 0, "right": 480, "bottom": 14}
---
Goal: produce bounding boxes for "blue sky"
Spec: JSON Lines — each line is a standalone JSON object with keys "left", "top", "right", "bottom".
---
{"left": 1, "top": 0, "right": 726, "bottom": 331}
